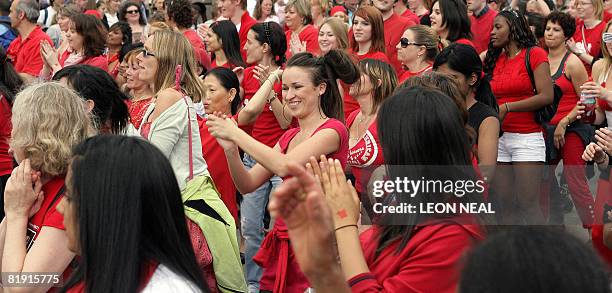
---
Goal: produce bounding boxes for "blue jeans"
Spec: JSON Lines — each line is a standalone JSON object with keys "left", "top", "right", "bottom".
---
{"left": 241, "top": 154, "right": 283, "bottom": 292}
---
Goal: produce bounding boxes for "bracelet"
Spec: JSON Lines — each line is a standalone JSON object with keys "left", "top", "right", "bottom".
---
{"left": 504, "top": 103, "right": 510, "bottom": 113}
{"left": 267, "top": 92, "right": 277, "bottom": 104}
{"left": 335, "top": 224, "right": 358, "bottom": 231}
{"left": 595, "top": 153, "right": 608, "bottom": 165}
{"left": 565, "top": 116, "right": 572, "bottom": 127}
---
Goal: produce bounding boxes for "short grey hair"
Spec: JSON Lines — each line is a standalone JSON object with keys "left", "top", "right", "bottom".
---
{"left": 15, "top": 0, "right": 39, "bottom": 23}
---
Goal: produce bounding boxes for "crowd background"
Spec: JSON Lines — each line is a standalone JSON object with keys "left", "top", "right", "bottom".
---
{"left": 0, "top": 0, "right": 612, "bottom": 292}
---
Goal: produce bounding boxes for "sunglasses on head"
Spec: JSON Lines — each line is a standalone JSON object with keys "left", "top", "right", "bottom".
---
{"left": 400, "top": 38, "right": 422, "bottom": 48}
{"left": 604, "top": 33, "right": 612, "bottom": 44}
{"left": 126, "top": 9, "right": 140, "bottom": 14}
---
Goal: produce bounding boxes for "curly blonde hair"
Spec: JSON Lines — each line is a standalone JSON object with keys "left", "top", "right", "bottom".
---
{"left": 10, "top": 83, "right": 92, "bottom": 176}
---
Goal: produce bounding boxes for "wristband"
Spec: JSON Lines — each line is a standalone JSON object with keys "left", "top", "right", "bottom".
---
{"left": 505, "top": 103, "right": 510, "bottom": 113}
{"left": 335, "top": 224, "right": 358, "bottom": 231}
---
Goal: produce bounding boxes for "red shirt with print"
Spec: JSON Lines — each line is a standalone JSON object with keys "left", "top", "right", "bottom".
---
{"left": 573, "top": 20, "right": 606, "bottom": 74}
{"left": 241, "top": 66, "right": 286, "bottom": 147}
{"left": 7, "top": 26, "right": 52, "bottom": 77}
{"left": 0, "top": 95, "right": 11, "bottom": 176}
{"left": 384, "top": 14, "right": 415, "bottom": 77}
{"left": 28, "top": 177, "right": 73, "bottom": 292}
{"left": 346, "top": 110, "right": 384, "bottom": 194}
{"left": 490, "top": 47, "right": 548, "bottom": 133}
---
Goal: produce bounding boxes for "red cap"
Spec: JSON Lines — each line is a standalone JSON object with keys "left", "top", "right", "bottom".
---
{"left": 330, "top": 6, "right": 347, "bottom": 16}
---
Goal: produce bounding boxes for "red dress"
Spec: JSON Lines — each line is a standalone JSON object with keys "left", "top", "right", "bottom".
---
{"left": 254, "top": 119, "right": 349, "bottom": 293}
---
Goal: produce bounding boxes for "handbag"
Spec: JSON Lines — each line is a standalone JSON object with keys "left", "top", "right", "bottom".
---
{"left": 524, "top": 46, "right": 563, "bottom": 125}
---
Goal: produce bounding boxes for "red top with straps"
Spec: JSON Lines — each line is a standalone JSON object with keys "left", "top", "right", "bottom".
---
{"left": 254, "top": 119, "right": 349, "bottom": 293}
{"left": 550, "top": 53, "right": 578, "bottom": 125}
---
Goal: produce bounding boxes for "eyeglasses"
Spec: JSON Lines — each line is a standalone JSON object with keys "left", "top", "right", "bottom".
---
{"left": 399, "top": 38, "right": 422, "bottom": 48}
{"left": 126, "top": 9, "right": 140, "bottom": 14}
{"left": 143, "top": 49, "right": 156, "bottom": 57}
{"left": 576, "top": 1, "right": 593, "bottom": 6}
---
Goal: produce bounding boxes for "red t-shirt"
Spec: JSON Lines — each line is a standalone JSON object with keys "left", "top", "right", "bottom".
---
{"left": 238, "top": 11, "right": 257, "bottom": 62}
{"left": 210, "top": 59, "right": 234, "bottom": 69}
{"left": 0, "top": 96, "right": 11, "bottom": 176}
{"left": 347, "top": 110, "right": 383, "bottom": 194}
{"left": 256, "top": 118, "right": 349, "bottom": 293}
{"left": 7, "top": 26, "right": 53, "bottom": 76}
{"left": 573, "top": 20, "right": 606, "bottom": 74}
{"left": 241, "top": 66, "right": 286, "bottom": 147}
{"left": 28, "top": 177, "right": 73, "bottom": 291}
{"left": 285, "top": 24, "right": 321, "bottom": 60}
{"left": 198, "top": 116, "right": 239, "bottom": 222}
{"left": 184, "top": 29, "right": 212, "bottom": 71}
{"left": 59, "top": 50, "right": 108, "bottom": 72}
{"left": 384, "top": 14, "right": 415, "bottom": 76}
{"left": 349, "top": 219, "right": 484, "bottom": 293}
{"left": 401, "top": 9, "right": 420, "bottom": 25}
{"left": 490, "top": 47, "right": 548, "bottom": 133}
{"left": 454, "top": 38, "right": 475, "bottom": 48}
{"left": 469, "top": 7, "right": 497, "bottom": 53}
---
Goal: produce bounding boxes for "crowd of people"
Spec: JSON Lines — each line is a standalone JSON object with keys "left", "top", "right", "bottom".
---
{"left": 0, "top": 0, "right": 612, "bottom": 292}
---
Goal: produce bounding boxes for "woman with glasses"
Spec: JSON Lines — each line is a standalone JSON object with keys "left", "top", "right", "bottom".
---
{"left": 567, "top": 0, "right": 605, "bottom": 74}
{"left": 396, "top": 25, "right": 439, "bottom": 84}
{"left": 119, "top": 1, "right": 149, "bottom": 43}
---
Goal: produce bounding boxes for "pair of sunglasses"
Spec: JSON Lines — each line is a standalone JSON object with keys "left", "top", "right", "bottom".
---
{"left": 400, "top": 38, "right": 423, "bottom": 48}
{"left": 126, "top": 9, "right": 140, "bottom": 14}
{"left": 143, "top": 49, "right": 156, "bottom": 57}
{"left": 604, "top": 33, "right": 612, "bottom": 44}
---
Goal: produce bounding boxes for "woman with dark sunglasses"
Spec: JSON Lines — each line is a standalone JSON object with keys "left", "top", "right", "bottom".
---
{"left": 396, "top": 25, "right": 439, "bottom": 84}
{"left": 119, "top": 1, "right": 149, "bottom": 43}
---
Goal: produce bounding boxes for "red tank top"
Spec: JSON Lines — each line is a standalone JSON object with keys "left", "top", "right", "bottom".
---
{"left": 550, "top": 53, "right": 578, "bottom": 125}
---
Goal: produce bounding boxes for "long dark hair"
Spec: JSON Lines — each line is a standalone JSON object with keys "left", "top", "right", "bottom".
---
{"left": 205, "top": 67, "right": 242, "bottom": 115}
{"left": 211, "top": 20, "right": 247, "bottom": 68}
{"left": 433, "top": 43, "right": 499, "bottom": 112}
{"left": 484, "top": 10, "right": 536, "bottom": 80}
{"left": 287, "top": 50, "right": 360, "bottom": 123}
{"left": 250, "top": 22, "right": 287, "bottom": 66}
{"left": 376, "top": 86, "right": 484, "bottom": 255}
{"left": 53, "top": 65, "right": 130, "bottom": 134}
{"left": 0, "top": 47, "right": 23, "bottom": 104}
{"left": 118, "top": 2, "right": 147, "bottom": 26}
{"left": 60, "top": 135, "right": 209, "bottom": 293}
{"left": 433, "top": 0, "right": 472, "bottom": 42}
{"left": 109, "top": 21, "right": 133, "bottom": 54}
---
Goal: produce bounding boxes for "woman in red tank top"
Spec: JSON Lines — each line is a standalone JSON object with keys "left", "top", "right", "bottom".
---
{"left": 544, "top": 13, "right": 595, "bottom": 228}
{"left": 206, "top": 50, "right": 359, "bottom": 293}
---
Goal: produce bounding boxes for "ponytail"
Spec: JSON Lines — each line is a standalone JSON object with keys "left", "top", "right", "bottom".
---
{"left": 287, "top": 50, "right": 359, "bottom": 123}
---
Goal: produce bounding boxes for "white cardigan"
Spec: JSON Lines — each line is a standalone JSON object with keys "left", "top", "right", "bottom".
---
{"left": 141, "top": 97, "right": 209, "bottom": 190}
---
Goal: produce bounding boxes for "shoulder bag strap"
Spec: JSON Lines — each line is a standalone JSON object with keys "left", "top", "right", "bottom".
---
{"left": 175, "top": 65, "right": 194, "bottom": 181}
{"left": 525, "top": 47, "right": 537, "bottom": 94}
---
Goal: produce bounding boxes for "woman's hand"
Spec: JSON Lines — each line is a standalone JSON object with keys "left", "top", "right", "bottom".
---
{"left": 254, "top": 65, "right": 283, "bottom": 86}
{"left": 4, "top": 159, "right": 45, "bottom": 220}
{"left": 595, "top": 128, "right": 612, "bottom": 156}
{"left": 566, "top": 38, "right": 584, "bottom": 55}
{"left": 498, "top": 103, "right": 509, "bottom": 121}
{"left": 232, "top": 67, "right": 245, "bottom": 84}
{"left": 290, "top": 33, "right": 307, "bottom": 54}
{"left": 206, "top": 112, "right": 240, "bottom": 150}
{"left": 582, "top": 142, "right": 608, "bottom": 164}
{"left": 307, "top": 155, "right": 360, "bottom": 229}
{"left": 40, "top": 41, "right": 59, "bottom": 70}
{"left": 580, "top": 81, "right": 606, "bottom": 99}
{"left": 268, "top": 161, "right": 345, "bottom": 286}
{"left": 553, "top": 123, "right": 566, "bottom": 149}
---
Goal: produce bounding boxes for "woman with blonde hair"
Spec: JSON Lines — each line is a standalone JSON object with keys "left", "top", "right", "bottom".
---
{"left": 311, "top": 0, "right": 328, "bottom": 28}
{"left": 0, "top": 82, "right": 91, "bottom": 292}
{"left": 567, "top": 0, "right": 606, "bottom": 73}
{"left": 318, "top": 17, "right": 349, "bottom": 55}
{"left": 396, "top": 24, "right": 439, "bottom": 83}
{"left": 136, "top": 30, "right": 246, "bottom": 292}
{"left": 285, "top": 0, "right": 321, "bottom": 58}
{"left": 583, "top": 20, "right": 612, "bottom": 128}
